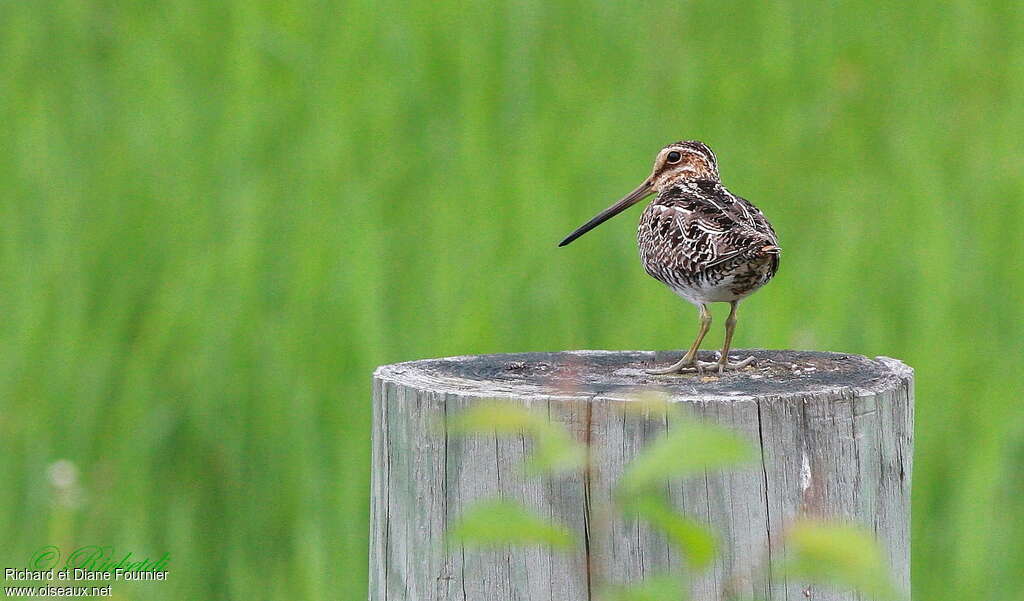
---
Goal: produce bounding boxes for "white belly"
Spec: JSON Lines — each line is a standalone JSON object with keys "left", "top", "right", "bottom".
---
{"left": 667, "top": 259, "right": 773, "bottom": 305}
{"left": 671, "top": 278, "right": 749, "bottom": 304}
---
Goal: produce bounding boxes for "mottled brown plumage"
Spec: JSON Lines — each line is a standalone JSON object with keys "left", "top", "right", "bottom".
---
{"left": 559, "top": 140, "right": 780, "bottom": 374}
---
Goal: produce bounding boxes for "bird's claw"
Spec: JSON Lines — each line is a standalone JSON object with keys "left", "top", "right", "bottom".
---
{"left": 645, "top": 361, "right": 696, "bottom": 375}
{"left": 696, "top": 354, "right": 756, "bottom": 374}
{"left": 647, "top": 354, "right": 755, "bottom": 376}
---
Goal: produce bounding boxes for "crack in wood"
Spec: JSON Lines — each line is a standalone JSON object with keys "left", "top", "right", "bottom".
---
{"left": 755, "top": 398, "right": 775, "bottom": 598}
{"left": 370, "top": 351, "right": 913, "bottom": 601}
{"left": 582, "top": 396, "right": 595, "bottom": 601}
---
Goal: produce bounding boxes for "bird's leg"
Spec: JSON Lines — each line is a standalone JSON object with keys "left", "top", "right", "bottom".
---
{"left": 698, "top": 300, "right": 755, "bottom": 373}
{"left": 646, "top": 304, "right": 712, "bottom": 375}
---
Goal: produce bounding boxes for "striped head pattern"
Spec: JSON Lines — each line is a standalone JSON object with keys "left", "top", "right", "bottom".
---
{"left": 649, "top": 140, "right": 720, "bottom": 190}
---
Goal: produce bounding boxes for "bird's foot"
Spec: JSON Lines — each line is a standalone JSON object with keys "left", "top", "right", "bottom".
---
{"left": 696, "top": 354, "right": 756, "bottom": 374}
{"left": 645, "top": 355, "right": 699, "bottom": 375}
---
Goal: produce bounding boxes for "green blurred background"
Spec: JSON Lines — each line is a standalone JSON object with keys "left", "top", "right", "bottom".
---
{"left": 1, "top": 1, "right": 1022, "bottom": 599}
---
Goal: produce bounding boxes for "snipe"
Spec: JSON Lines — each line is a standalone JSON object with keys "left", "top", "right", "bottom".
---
{"left": 559, "top": 141, "right": 780, "bottom": 374}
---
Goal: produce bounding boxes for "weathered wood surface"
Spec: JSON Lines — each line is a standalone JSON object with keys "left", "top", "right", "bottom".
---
{"left": 370, "top": 350, "right": 914, "bottom": 601}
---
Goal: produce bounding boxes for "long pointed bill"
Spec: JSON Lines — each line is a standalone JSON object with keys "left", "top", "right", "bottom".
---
{"left": 558, "top": 181, "right": 653, "bottom": 247}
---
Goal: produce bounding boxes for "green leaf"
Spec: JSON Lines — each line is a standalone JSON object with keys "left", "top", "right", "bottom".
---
{"left": 624, "top": 494, "right": 716, "bottom": 570}
{"left": 620, "top": 391, "right": 675, "bottom": 418}
{"left": 620, "top": 418, "right": 757, "bottom": 493}
{"left": 447, "top": 499, "right": 575, "bottom": 550}
{"left": 447, "top": 402, "right": 586, "bottom": 474}
{"left": 777, "top": 520, "right": 900, "bottom": 599}
{"left": 447, "top": 402, "right": 543, "bottom": 434}
{"left": 522, "top": 422, "right": 587, "bottom": 475}
{"left": 600, "top": 573, "right": 688, "bottom": 601}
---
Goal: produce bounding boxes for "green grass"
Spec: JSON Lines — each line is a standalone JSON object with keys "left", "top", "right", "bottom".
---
{"left": 1, "top": 1, "right": 1022, "bottom": 599}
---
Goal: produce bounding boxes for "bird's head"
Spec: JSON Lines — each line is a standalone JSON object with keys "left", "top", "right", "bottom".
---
{"left": 648, "top": 140, "right": 720, "bottom": 191}
{"left": 558, "top": 140, "right": 720, "bottom": 247}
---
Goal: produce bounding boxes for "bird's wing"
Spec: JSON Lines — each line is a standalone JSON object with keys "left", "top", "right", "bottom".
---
{"left": 641, "top": 192, "right": 721, "bottom": 275}
{"left": 730, "top": 193, "right": 779, "bottom": 247}
{"left": 644, "top": 186, "right": 777, "bottom": 275}
{"left": 693, "top": 180, "right": 779, "bottom": 246}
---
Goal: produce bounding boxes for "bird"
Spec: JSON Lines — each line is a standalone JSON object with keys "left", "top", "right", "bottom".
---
{"left": 559, "top": 140, "right": 780, "bottom": 375}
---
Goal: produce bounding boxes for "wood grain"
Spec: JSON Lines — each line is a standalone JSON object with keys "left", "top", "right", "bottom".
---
{"left": 369, "top": 350, "right": 913, "bottom": 601}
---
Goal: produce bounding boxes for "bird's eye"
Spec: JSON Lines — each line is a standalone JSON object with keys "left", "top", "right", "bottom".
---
{"left": 666, "top": 151, "right": 682, "bottom": 164}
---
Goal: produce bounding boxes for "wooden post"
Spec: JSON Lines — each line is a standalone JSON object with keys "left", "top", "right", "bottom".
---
{"left": 370, "top": 350, "right": 913, "bottom": 601}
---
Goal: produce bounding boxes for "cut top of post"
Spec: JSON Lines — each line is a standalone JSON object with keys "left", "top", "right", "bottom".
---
{"left": 373, "top": 349, "right": 913, "bottom": 404}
